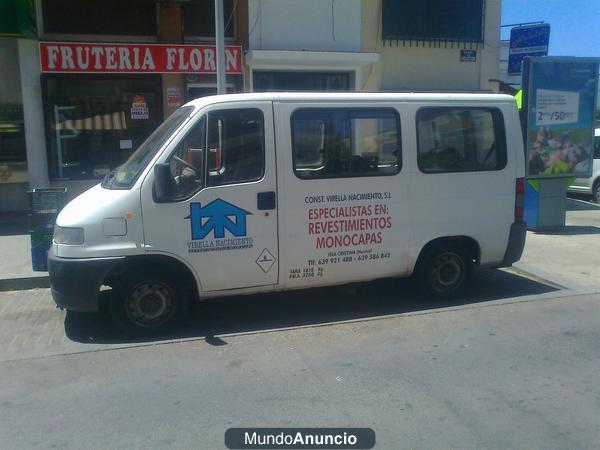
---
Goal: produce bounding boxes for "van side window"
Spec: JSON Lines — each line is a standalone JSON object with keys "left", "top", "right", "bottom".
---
{"left": 417, "top": 107, "right": 507, "bottom": 173}
{"left": 594, "top": 137, "right": 600, "bottom": 159}
{"left": 167, "top": 115, "right": 205, "bottom": 200}
{"left": 291, "top": 109, "right": 401, "bottom": 179}
{"left": 207, "top": 108, "right": 265, "bottom": 186}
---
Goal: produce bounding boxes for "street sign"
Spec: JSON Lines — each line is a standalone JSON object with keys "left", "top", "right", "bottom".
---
{"left": 508, "top": 24, "right": 550, "bottom": 75}
{"left": 460, "top": 49, "right": 476, "bottom": 62}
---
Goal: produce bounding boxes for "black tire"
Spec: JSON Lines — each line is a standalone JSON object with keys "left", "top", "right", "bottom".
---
{"left": 109, "top": 269, "right": 189, "bottom": 335}
{"left": 593, "top": 180, "right": 600, "bottom": 203}
{"left": 416, "top": 243, "right": 473, "bottom": 299}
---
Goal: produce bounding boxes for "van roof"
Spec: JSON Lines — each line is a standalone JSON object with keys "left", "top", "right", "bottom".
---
{"left": 185, "top": 92, "right": 517, "bottom": 108}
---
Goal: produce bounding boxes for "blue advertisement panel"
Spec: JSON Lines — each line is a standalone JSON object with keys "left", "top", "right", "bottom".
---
{"left": 508, "top": 24, "right": 550, "bottom": 75}
{"left": 525, "top": 57, "right": 598, "bottom": 178}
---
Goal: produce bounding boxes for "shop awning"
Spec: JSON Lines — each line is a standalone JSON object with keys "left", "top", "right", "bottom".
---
{"left": 54, "top": 111, "right": 127, "bottom": 132}
{"left": 0, "top": 0, "right": 36, "bottom": 38}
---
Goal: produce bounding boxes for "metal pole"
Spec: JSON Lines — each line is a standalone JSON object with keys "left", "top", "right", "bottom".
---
{"left": 500, "top": 21, "right": 544, "bottom": 28}
{"left": 215, "top": 0, "right": 226, "bottom": 94}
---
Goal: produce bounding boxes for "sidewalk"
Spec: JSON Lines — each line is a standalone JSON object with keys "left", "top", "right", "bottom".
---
{"left": 0, "top": 213, "right": 49, "bottom": 291}
{"left": 514, "top": 197, "right": 600, "bottom": 291}
{"left": 0, "top": 198, "right": 599, "bottom": 292}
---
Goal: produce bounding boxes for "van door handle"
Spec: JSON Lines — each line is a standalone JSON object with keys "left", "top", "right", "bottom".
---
{"left": 257, "top": 191, "right": 276, "bottom": 210}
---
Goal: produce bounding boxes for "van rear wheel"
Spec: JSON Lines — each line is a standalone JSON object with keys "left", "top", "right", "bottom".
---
{"left": 109, "top": 269, "right": 189, "bottom": 334}
{"left": 416, "top": 244, "right": 472, "bottom": 299}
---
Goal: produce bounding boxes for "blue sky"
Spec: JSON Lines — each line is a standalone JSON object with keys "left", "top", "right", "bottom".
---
{"left": 501, "top": 0, "right": 600, "bottom": 57}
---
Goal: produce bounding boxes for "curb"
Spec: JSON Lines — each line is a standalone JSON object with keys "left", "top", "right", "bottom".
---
{"left": 0, "top": 276, "right": 50, "bottom": 292}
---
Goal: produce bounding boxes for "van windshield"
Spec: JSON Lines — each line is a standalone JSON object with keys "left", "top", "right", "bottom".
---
{"left": 103, "top": 106, "right": 195, "bottom": 189}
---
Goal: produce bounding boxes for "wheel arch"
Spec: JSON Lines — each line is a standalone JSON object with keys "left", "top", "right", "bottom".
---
{"left": 102, "top": 253, "right": 201, "bottom": 302}
{"left": 412, "top": 235, "right": 481, "bottom": 273}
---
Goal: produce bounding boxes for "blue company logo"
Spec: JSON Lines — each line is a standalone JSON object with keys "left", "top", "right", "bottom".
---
{"left": 187, "top": 198, "right": 252, "bottom": 240}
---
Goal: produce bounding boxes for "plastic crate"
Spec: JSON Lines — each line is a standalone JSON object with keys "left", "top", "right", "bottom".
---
{"left": 30, "top": 230, "right": 54, "bottom": 249}
{"left": 29, "top": 213, "right": 57, "bottom": 232}
{"left": 28, "top": 188, "right": 66, "bottom": 214}
{"left": 28, "top": 188, "right": 66, "bottom": 272}
{"left": 31, "top": 247, "right": 49, "bottom": 272}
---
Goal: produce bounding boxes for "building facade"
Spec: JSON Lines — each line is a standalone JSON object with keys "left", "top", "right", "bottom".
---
{"left": 0, "top": 0, "right": 502, "bottom": 212}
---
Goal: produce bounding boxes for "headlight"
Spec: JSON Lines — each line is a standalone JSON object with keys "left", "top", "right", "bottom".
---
{"left": 53, "top": 225, "right": 84, "bottom": 245}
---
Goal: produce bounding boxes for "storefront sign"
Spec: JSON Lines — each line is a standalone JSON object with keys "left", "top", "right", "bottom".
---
{"left": 39, "top": 42, "right": 243, "bottom": 74}
{"left": 524, "top": 57, "right": 598, "bottom": 178}
{"left": 131, "top": 95, "right": 149, "bottom": 120}
{"left": 167, "top": 87, "right": 181, "bottom": 108}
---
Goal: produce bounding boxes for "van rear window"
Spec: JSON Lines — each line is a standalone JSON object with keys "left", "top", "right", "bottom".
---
{"left": 417, "top": 107, "right": 507, "bottom": 173}
{"left": 291, "top": 109, "right": 401, "bottom": 179}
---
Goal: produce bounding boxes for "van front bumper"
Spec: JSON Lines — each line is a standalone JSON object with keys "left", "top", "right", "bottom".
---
{"left": 48, "top": 248, "right": 123, "bottom": 312}
{"left": 500, "top": 221, "right": 527, "bottom": 267}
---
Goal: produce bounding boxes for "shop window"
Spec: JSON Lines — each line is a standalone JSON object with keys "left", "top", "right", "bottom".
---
{"left": 0, "top": 104, "right": 27, "bottom": 181}
{"left": 42, "top": 0, "right": 157, "bottom": 36}
{"left": 183, "top": 0, "right": 235, "bottom": 38}
{"left": 417, "top": 107, "right": 507, "bottom": 173}
{"left": 292, "top": 109, "right": 401, "bottom": 179}
{"left": 253, "top": 72, "right": 351, "bottom": 92}
{"left": 0, "top": 105, "right": 25, "bottom": 162}
{"left": 44, "top": 75, "right": 162, "bottom": 181}
{"left": 207, "top": 109, "right": 264, "bottom": 186}
{"left": 0, "top": 39, "right": 27, "bottom": 184}
{"left": 382, "top": 0, "right": 484, "bottom": 43}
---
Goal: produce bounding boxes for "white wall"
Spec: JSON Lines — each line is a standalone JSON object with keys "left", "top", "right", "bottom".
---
{"left": 361, "top": 0, "right": 501, "bottom": 93}
{"left": 248, "top": 0, "right": 362, "bottom": 51}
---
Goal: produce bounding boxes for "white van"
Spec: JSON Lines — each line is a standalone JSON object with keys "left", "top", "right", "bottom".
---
{"left": 567, "top": 128, "right": 600, "bottom": 202}
{"left": 49, "top": 93, "right": 526, "bottom": 333}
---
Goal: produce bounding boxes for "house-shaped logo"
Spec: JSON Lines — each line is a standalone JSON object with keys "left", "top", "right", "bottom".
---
{"left": 187, "top": 199, "right": 252, "bottom": 240}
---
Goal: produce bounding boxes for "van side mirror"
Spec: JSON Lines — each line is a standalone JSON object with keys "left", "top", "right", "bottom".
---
{"left": 154, "top": 163, "right": 175, "bottom": 201}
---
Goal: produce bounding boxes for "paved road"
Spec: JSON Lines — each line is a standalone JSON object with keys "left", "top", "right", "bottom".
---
{"left": 1, "top": 268, "right": 600, "bottom": 449}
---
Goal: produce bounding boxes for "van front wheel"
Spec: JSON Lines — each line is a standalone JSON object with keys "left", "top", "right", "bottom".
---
{"left": 109, "top": 269, "right": 189, "bottom": 334}
{"left": 592, "top": 180, "right": 600, "bottom": 203}
{"left": 416, "top": 244, "right": 472, "bottom": 299}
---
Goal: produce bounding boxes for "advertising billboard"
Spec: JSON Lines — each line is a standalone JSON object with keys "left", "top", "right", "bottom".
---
{"left": 524, "top": 57, "right": 598, "bottom": 178}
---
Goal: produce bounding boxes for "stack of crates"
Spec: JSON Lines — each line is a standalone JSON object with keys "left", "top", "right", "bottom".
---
{"left": 28, "top": 188, "right": 67, "bottom": 271}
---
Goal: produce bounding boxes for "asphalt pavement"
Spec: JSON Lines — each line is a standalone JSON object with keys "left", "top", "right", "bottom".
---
{"left": 1, "top": 285, "right": 599, "bottom": 449}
